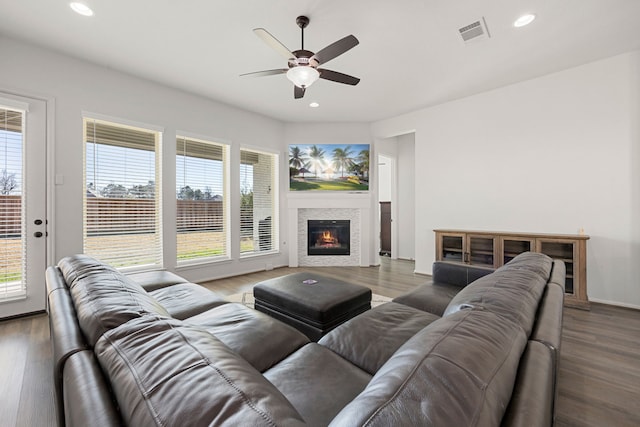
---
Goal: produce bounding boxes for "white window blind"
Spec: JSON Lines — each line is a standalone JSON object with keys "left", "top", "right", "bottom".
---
{"left": 176, "top": 136, "right": 228, "bottom": 263}
{"left": 240, "top": 148, "right": 278, "bottom": 255}
{"left": 0, "top": 107, "right": 25, "bottom": 299}
{"left": 83, "top": 118, "right": 162, "bottom": 269}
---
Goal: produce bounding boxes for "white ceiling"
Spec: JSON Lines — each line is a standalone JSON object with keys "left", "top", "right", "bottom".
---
{"left": 1, "top": 0, "right": 639, "bottom": 123}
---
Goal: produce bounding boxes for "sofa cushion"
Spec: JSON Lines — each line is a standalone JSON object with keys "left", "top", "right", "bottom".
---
{"left": 95, "top": 315, "right": 306, "bottom": 427}
{"left": 186, "top": 303, "right": 309, "bottom": 372}
{"left": 148, "top": 282, "right": 228, "bottom": 319}
{"left": 126, "top": 270, "right": 188, "bottom": 291}
{"left": 58, "top": 255, "right": 170, "bottom": 346}
{"left": 392, "top": 282, "right": 463, "bottom": 316}
{"left": 443, "top": 253, "right": 551, "bottom": 336}
{"left": 329, "top": 308, "right": 527, "bottom": 427}
{"left": 319, "top": 302, "right": 440, "bottom": 374}
{"left": 264, "top": 343, "right": 372, "bottom": 426}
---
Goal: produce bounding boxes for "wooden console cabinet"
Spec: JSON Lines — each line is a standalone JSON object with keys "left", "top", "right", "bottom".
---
{"left": 435, "top": 229, "right": 590, "bottom": 309}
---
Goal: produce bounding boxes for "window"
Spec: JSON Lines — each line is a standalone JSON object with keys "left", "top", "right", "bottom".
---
{"left": 176, "top": 136, "right": 228, "bottom": 263}
{"left": 0, "top": 107, "right": 24, "bottom": 298}
{"left": 240, "top": 148, "right": 278, "bottom": 255}
{"left": 83, "top": 117, "right": 162, "bottom": 269}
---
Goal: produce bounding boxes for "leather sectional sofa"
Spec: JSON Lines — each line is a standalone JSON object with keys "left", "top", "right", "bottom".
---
{"left": 46, "top": 251, "right": 564, "bottom": 426}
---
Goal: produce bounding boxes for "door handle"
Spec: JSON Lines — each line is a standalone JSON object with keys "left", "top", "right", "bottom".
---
{"left": 34, "top": 231, "right": 43, "bottom": 238}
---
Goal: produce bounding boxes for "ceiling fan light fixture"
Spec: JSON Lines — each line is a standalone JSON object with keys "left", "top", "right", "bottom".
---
{"left": 69, "top": 2, "right": 94, "bottom": 16}
{"left": 286, "top": 66, "right": 320, "bottom": 88}
{"left": 514, "top": 14, "right": 536, "bottom": 27}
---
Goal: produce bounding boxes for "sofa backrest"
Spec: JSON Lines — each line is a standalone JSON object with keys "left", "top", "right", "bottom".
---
{"left": 58, "top": 254, "right": 170, "bottom": 347}
{"left": 95, "top": 315, "right": 306, "bottom": 426}
{"left": 330, "top": 308, "right": 527, "bottom": 426}
{"left": 333, "top": 252, "right": 556, "bottom": 426}
{"left": 443, "top": 252, "right": 552, "bottom": 337}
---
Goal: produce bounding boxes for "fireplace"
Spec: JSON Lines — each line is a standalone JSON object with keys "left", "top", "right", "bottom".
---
{"left": 307, "top": 220, "right": 350, "bottom": 256}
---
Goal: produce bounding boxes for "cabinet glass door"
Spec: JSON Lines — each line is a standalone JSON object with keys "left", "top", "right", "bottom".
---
{"left": 441, "top": 235, "right": 464, "bottom": 262}
{"left": 538, "top": 240, "right": 575, "bottom": 294}
{"left": 502, "top": 238, "right": 534, "bottom": 265}
{"left": 468, "top": 236, "right": 495, "bottom": 267}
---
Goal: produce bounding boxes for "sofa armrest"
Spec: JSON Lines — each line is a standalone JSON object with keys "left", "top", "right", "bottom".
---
{"left": 501, "top": 341, "right": 554, "bottom": 427}
{"left": 63, "top": 351, "right": 122, "bottom": 427}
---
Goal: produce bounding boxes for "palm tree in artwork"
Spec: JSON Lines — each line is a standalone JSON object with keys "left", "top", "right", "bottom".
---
{"left": 332, "top": 146, "right": 355, "bottom": 177}
{"left": 289, "top": 146, "right": 309, "bottom": 177}
{"left": 357, "top": 148, "right": 370, "bottom": 180}
{"left": 308, "top": 145, "right": 326, "bottom": 177}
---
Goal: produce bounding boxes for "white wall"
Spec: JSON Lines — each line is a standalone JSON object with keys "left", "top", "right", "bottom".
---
{"left": 377, "top": 154, "right": 392, "bottom": 202}
{"left": 376, "top": 134, "right": 416, "bottom": 261}
{"left": 372, "top": 50, "right": 640, "bottom": 308}
{"left": 396, "top": 133, "right": 415, "bottom": 260}
{"left": 0, "top": 35, "right": 288, "bottom": 282}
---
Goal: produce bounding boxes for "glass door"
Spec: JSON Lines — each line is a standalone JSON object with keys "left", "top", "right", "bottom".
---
{"left": 440, "top": 234, "right": 464, "bottom": 263}
{"left": 0, "top": 93, "right": 47, "bottom": 318}
{"left": 467, "top": 235, "right": 496, "bottom": 267}
{"left": 537, "top": 239, "right": 576, "bottom": 295}
{"left": 501, "top": 237, "right": 535, "bottom": 266}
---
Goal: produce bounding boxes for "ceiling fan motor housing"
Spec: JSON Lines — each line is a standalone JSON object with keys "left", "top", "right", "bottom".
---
{"left": 289, "top": 50, "right": 319, "bottom": 68}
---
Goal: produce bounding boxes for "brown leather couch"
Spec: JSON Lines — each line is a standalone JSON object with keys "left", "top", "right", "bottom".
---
{"left": 46, "top": 251, "right": 564, "bottom": 426}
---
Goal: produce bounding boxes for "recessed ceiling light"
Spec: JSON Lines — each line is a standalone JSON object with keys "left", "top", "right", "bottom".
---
{"left": 514, "top": 14, "right": 535, "bottom": 28}
{"left": 309, "top": 102, "right": 320, "bottom": 108}
{"left": 70, "top": 2, "right": 94, "bottom": 16}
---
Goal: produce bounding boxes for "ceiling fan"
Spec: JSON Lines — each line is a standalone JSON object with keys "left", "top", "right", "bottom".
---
{"left": 241, "top": 16, "right": 360, "bottom": 99}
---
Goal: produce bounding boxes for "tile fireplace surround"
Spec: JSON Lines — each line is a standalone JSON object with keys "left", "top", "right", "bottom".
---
{"left": 287, "top": 194, "right": 373, "bottom": 267}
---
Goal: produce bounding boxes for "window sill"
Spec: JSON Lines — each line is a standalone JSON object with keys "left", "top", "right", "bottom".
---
{"left": 175, "top": 256, "right": 232, "bottom": 271}
{"left": 239, "top": 250, "right": 280, "bottom": 261}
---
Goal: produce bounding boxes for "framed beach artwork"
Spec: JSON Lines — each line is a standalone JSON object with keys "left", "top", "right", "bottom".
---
{"left": 288, "top": 143, "right": 370, "bottom": 191}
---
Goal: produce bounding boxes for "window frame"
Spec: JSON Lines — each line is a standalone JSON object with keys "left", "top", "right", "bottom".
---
{"left": 82, "top": 113, "right": 164, "bottom": 272}
{"left": 175, "top": 133, "right": 230, "bottom": 266}
{"left": 239, "top": 146, "right": 279, "bottom": 258}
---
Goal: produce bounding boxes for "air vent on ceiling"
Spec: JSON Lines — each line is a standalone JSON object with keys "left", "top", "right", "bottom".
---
{"left": 459, "top": 17, "right": 490, "bottom": 43}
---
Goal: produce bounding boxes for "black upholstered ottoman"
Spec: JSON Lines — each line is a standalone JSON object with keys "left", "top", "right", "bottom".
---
{"left": 253, "top": 273, "right": 372, "bottom": 341}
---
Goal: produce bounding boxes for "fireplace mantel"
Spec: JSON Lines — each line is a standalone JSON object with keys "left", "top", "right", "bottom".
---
{"left": 287, "top": 193, "right": 372, "bottom": 267}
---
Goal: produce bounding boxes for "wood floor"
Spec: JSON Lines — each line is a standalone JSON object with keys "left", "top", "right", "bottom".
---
{"left": 1, "top": 258, "right": 638, "bottom": 427}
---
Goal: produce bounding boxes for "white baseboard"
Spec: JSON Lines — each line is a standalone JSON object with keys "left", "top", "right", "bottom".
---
{"left": 588, "top": 298, "right": 640, "bottom": 311}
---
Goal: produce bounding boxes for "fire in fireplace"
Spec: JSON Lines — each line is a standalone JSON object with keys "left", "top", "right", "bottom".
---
{"left": 307, "top": 220, "right": 350, "bottom": 256}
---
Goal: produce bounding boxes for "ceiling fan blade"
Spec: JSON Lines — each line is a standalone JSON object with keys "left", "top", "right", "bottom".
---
{"left": 240, "top": 69, "right": 288, "bottom": 78}
{"left": 311, "top": 35, "right": 359, "bottom": 65}
{"left": 294, "top": 86, "right": 306, "bottom": 99}
{"left": 318, "top": 69, "right": 360, "bottom": 85}
{"left": 253, "top": 28, "right": 296, "bottom": 61}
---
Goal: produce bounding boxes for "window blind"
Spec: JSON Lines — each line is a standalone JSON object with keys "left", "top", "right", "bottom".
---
{"left": 176, "top": 136, "right": 228, "bottom": 263}
{"left": 83, "top": 118, "right": 162, "bottom": 270}
{"left": 0, "top": 107, "right": 25, "bottom": 299}
{"left": 239, "top": 148, "right": 278, "bottom": 255}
